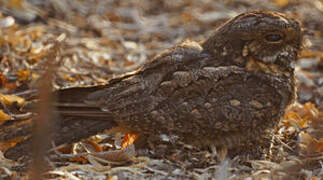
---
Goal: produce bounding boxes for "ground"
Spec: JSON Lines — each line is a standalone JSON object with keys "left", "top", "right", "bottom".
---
{"left": 0, "top": 0, "right": 322, "bottom": 179}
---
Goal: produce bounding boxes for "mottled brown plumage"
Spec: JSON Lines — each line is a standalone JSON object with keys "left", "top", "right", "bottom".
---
{"left": 58, "top": 11, "right": 303, "bottom": 151}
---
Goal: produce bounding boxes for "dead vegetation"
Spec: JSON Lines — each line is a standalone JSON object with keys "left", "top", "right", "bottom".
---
{"left": 0, "top": 0, "right": 322, "bottom": 179}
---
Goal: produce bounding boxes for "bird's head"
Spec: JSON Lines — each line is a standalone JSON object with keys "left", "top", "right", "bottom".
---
{"left": 202, "top": 11, "right": 303, "bottom": 76}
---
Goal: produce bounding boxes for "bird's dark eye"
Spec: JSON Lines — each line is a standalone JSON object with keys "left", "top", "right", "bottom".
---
{"left": 265, "top": 33, "right": 283, "bottom": 42}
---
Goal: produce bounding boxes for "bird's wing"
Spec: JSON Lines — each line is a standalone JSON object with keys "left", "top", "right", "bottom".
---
{"left": 80, "top": 63, "right": 293, "bottom": 148}
{"left": 56, "top": 40, "right": 210, "bottom": 117}
{"left": 82, "top": 40, "right": 211, "bottom": 112}
{"left": 142, "top": 65, "right": 294, "bottom": 147}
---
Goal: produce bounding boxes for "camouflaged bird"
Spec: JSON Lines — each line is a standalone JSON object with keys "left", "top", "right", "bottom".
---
{"left": 57, "top": 11, "right": 303, "bottom": 151}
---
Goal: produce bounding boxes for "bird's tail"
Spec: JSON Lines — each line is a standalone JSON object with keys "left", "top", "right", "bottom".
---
{"left": 54, "top": 85, "right": 112, "bottom": 118}
{"left": 19, "top": 86, "right": 118, "bottom": 145}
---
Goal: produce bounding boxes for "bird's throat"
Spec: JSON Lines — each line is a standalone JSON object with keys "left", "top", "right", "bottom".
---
{"left": 245, "top": 57, "right": 292, "bottom": 77}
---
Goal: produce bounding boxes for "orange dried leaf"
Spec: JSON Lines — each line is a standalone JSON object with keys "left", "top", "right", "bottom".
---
{"left": 30, "top": 47, "right": 43, "bottom": 54}
{"left": 0, "top": 110, "right": 11, "bottom": 125}
{"left": 272, "top": 0, "right": 289, "bottom": 7}
{"left": 299, "top": 132, "right": 315, "bottom": 153}
{"left": 284, "top": 111, "right": 299, "bottom": 121}
{"left": 17, "top": 70, "right": 30, "bottom": 82}
{"left": 62, "top": 74, "right": 76, "bottom": 82}
{"left": 8, "top": 35, "right": 23, "bottom": 46}
{"left": 0, "top": 94, "right": 25, "bottom": 106}
{"left": 299, "top": 132, "right": 312, "bottom": 144}
{"left": 28, "top": 51, "right": 47, "bottom": 63}
{"left": 299, "top": 133, "right": 323, "bottom": 154}
{"left": 85, "top": 139, "right": 103, "bottom": 152}
{"left": 4, "top": 82, "right": 17, "bottom": 90}
{"left": 106, "top": 12, "right": 120, "bottom": 22}
{"left": 284, "top": 111, "right": 307, "bottom": 128}
{"left": 0, "top": 37, "right": 6, "bottom": 46}
{"left": 304, "top": 102, "right": 315, "bottom": 110}
{"left": 0, "top": 136, "right": 25, "bottom": 152}
{"left": 304, "top": 103, "right": 318, "bottom": 115}
{"left": 9, "top": 23, "right": 19, "bottom": 30}
{"left": 300, "top": 50, "right": 323, "bottom": 59}
{"left": 107, "top": 176, "right": 114, "bottom": 180}
{"left": 31, "top": 73, "right": 40, "bottom": 80}
{"left": 122, "top": 133, "right": 139, "bottom": 149}
{"left": 0, "top": 72, "right": 6, "bottom": 87}
{"left": 315, "top": 138, "right": 323, "bottom": 152}
{"left": 70, "top": 157, "right": 88, "bottom": 163}
{"left": 124, "top": 60, "right": 135, "bottom": 67}
{"left": 56, "top": 145, "right": 72, "bottom": 154}
{"left": 182, "top": 12, "right": 193, "bottom": 22}
{"left": 6, "top": 0, "right": 23, "bottom": 8}
{"left": 23, "top": 39, "right": 32, "bottom": 49}
{"left": 29, "top": 29, "right": 44, "bottom": 40}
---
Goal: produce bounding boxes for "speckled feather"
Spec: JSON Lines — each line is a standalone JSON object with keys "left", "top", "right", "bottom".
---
{"left": 58, "top": 11, "right": 302, "bottom": 150}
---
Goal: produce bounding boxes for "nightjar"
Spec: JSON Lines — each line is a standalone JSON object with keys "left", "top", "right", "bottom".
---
{"left": 57, "top": 11, "right": 303, "bottom": 151}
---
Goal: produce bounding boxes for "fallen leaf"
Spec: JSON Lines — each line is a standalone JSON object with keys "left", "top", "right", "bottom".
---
{"left": 0, "top": 94, "right": 25, "bottom": 107}
{"left": 182, "top": 11, "right": 193, "bottom": 22}
{"left": 0, "top": 110, "right": 11, "bottom": 125}
{"left": 122, "top": 134, "right": 139, "bottom": 149}
{"left": 17, "top": 70, "right": 30, "bottom": 82}
{"left": 0, "top": 73, "right": 6, "bottom": 87}
{"left": 272, "top": 0, "right": 289, "bottom": 7}
{"left": 92, "top": 145, "right": 136, "bottom": 162}
{"left": 0, "top": 136, "right": 26, "bottom": 152}
{"left": 70, "top": 157, "right": 88, "bottom": 164}
{"left": 299, "top": 132, "right": 323, "bottom": 154}
{"left": 85, "top": 139, "right": 103, "bottom": 152}
{"left": 300, "top": 50, "right": 323, "bottom": 59}
{"left": 6, "top": 0, "right": 23, "bottom": 8}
